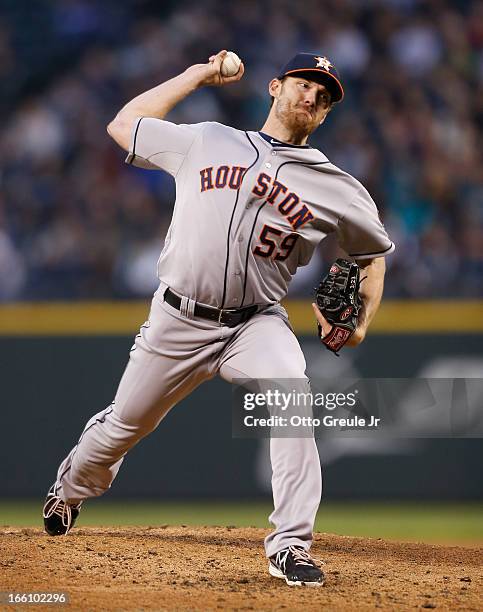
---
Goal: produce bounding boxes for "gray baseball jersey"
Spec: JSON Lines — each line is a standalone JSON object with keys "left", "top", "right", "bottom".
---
{"left": 126, "top": 119, "right": 394, "bottom": 308}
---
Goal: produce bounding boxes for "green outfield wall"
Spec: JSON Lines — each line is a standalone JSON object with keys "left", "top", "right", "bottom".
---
{"left": 0, "top": 300, "right": 482, "bottom": 500}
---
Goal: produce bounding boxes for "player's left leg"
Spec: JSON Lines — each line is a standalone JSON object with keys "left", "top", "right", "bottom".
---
{"left": 217, "top": 306, "right": 323, "bottom": 577}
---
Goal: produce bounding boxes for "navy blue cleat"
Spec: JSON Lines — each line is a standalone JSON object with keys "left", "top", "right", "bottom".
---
{"left": 43, "top": 485, "right": 82, "bottom": 536}
{"left": 269, "top": 545, "right": 325, "bottom": 587}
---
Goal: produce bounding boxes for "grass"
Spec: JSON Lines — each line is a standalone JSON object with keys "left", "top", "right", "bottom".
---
{"left": 1, "top": 500, "right": 482, "bottom": 545}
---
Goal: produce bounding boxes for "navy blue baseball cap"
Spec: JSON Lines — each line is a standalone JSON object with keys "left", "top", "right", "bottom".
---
{"left": 277, "top": 52, "right": 344, "bottom": 103}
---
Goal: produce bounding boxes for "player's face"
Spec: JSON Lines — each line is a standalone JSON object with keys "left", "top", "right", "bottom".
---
{"left": 272, "top": 77, "right": 332, "bottom": 136}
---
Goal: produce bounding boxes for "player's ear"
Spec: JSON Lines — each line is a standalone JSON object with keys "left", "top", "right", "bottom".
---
{"left": 268, "top": 78, "right": 282, "bottom": 100}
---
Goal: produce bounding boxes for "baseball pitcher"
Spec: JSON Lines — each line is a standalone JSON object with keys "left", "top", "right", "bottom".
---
{"left": 43, "top": 51, "right": 394, "bottom": 587}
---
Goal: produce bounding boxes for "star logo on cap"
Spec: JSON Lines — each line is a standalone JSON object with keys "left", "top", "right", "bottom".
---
{"left": 315, "top": 56, "right": 332, "bottom": 72}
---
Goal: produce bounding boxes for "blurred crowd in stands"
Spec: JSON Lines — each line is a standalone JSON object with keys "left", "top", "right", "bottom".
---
{"left": 0, "top": 0, "right": 481, "bottom": 300}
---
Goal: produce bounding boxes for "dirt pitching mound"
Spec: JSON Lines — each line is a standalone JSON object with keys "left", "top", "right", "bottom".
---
{"left": 1, "top": 526, "right": 481, "bottom": 611}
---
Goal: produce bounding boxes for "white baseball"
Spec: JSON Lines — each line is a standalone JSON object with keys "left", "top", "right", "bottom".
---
{"left": 220, "top": 51, "right": 241, "bottom": 77}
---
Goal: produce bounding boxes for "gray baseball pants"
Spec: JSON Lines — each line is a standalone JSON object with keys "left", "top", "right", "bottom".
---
{"left": 54, "top": 283, "right": 322, "bottom": 557}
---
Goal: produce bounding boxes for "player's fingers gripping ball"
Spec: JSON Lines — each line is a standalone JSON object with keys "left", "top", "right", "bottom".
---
{"left": 220, "top": 51, "right": 242, "bottom": 76}
{"left": 315, "top": 259, "right": 363, "bottom": 355}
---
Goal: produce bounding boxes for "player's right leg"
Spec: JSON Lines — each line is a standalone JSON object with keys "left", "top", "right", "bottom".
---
{"left": 43, "top": 285, "right": 222, "bottom": 535}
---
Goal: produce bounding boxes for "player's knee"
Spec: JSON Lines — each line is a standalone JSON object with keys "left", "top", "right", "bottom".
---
{"left": 108, "top": 407, "right": 161, "bottom": 438}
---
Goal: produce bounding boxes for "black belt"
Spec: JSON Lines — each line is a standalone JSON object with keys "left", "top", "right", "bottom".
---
{"left": 164, "top": 287, "right": 259, "bottom": 327}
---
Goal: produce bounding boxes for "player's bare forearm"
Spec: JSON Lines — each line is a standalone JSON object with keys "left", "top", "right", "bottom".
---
{"left": 346, "top": 256, "right": 385, "bottom": 345}
{"left": 106, "top": 70, "right": 203, "bottom": 150}
{"left": 107, "top": 50, "right": 244, "bottom": 151}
